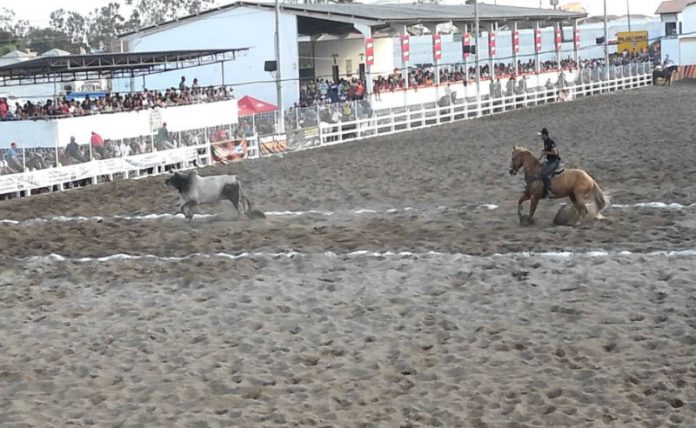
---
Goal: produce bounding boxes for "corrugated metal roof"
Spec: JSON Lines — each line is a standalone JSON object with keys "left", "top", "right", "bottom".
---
{"left": 0, "top": 49, "right": 248, "bottom": 87}
{"left": 271, "top": 2, "right": 585, "bottom": 22}
{"left": 655, "top": 0, "right": 690, "bottom": 14}
{"left": 119, "top": 1, "right": 585, "bottom": 38}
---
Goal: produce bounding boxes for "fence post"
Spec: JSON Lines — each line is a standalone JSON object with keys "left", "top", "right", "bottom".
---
{"left": 390, "top": 108, "right": 395, "bottom": 134}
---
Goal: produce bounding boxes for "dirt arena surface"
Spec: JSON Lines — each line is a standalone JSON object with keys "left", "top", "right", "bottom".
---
{"left": 1, "top": 83, "right": 695, "bottom": 427}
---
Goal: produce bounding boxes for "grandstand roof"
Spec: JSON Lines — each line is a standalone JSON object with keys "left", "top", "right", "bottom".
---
{"left": 0, "top": 48, "right": 248, "bottom": 87}
{"left": 119, "top": 1, "right": 586, "bottom": 38}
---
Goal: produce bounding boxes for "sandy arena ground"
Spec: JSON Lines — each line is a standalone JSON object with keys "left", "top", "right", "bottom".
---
{"left": 1, "top": 82, "right": 695, "bottom": 427}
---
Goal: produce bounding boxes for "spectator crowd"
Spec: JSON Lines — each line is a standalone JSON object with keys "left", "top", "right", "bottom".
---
{"left": 0, "top": 77, "right": 234, "bottom": 121}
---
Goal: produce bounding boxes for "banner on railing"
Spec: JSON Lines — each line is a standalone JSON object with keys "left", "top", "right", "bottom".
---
{"left": 462, "top": 33, "right": 471, "bottom": 59}
{"left": 211, "top": 139, "right": 248, "bottom": 162}
{"left": 433, "top": 34, "right": 442, "bottom": 61}
{"left": 574, "top": 29, "right": 581, "bottom": 50}
{"left": 259, "top": 135, "right": 288, "bottom": 156}
{"left": 287, "top": 127, "right": 320, "bottom": 151}
{"left": 365, "top": 37, "right": 374, "bottom": 66}
{"left": 555, "top": 27, "right": 562, "bottom": 52}
{"left": 401, "top": 35, "right": 410, "bottom": 63}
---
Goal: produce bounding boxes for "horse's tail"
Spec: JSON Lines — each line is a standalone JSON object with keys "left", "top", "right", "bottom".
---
{"left": 591, "top": 179, "right": 610, "bottom": 217}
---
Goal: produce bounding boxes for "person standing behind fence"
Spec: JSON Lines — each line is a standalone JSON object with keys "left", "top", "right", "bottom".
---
{"left": 66, "top": 137, "right": 86, "bottom": 164}
{"left": 155, "top": 122, "right": 175, "bottom": 150}
{"left": 5, "top": 142, "right": 22, "bottom": 172}
{"left": 90, "top": 131, "right": 107, "bottom": 159}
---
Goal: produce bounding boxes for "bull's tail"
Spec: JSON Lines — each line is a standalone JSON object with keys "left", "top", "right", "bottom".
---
{"left": 591, "top": 180, "right": 610, "bottom": 218}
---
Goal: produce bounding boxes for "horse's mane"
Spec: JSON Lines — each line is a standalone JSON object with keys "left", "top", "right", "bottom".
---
{"left": 513, "top": 146, "right": 534, "bottom": 156}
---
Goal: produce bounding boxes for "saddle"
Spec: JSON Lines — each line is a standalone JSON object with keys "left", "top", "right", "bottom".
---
{"left": 525, "top": 166, "right": 565, "bottom": 199}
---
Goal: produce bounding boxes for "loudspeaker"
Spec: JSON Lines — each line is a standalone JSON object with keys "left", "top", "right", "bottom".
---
{"left": 463, "top": 45, "right": 476, "bottom": 55}
{"left": 596, "top": 36, "right": 605, "bottom": 45}
{"left": 264, "top": 60, "right": 277, "bottom": 72}
{"left": 332, "top": 65, "right": 339, "bottom": 82}
{"left": 359, "top": 63, "right": 366, "bottom": 81}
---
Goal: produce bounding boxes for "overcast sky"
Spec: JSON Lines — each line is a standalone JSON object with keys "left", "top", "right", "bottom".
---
{"left": 2, "top": 0, "right": 663, "bottom": 28}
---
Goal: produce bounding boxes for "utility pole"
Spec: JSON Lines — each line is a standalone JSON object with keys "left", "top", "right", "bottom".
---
{"left": 604, "top": 0, "right": 609, "bottom": 81}
{"left": 627, "top": 0, "right": 633, "bottom": 52}
{"left": 475, "top": 0, "right": 481, "bottom": 116}
{"left": 274, "top": 0, "right": 285, "bottom": 133}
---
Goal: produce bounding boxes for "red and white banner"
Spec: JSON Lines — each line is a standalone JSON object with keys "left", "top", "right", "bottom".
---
{"left": 489, "top": 31, "right": 496, "bottom": 57}
{"left": 432, "top": 33, "right": 442, "bottom": 61}
{"left": 401, "top": 35, "right": 410, "bottom": 62}
{"left": 513, "top": 31, "right": 520, "bottom": 55}
{"left": 534, "top": 28, "right": 542, "bottom": 53}
{"left": 555, "top": 27, "right": 562, "bottom": 52}
{"left": 574, "top": 29, "right": 581, "bottom": 50}
{"left": 462, "top": 33, "right": 471, "bottom": 59}
{"left": 365, "top": 37, "right": 374, "bottom": 66}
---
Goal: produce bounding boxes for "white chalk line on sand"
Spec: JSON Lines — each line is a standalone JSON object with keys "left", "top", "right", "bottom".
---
{"left": 19, "top": 248, "right": 696, "bottom": 264}
{"left": 0, "top": 201, "right": 693, "bottom": 225}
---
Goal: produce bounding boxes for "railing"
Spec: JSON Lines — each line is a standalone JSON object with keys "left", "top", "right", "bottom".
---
{"left": 0, "top": 65, "right": 651, "bottom": 199}
{"left": 315, "top": 66, "right": 652, "bottom": 146}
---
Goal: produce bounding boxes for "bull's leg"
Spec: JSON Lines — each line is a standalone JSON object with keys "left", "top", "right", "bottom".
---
{"left": 222, "top": 183, "right": 241, "bottom": 219}
{"left": 181, "top": 201, "right": 197, "bottom": 222}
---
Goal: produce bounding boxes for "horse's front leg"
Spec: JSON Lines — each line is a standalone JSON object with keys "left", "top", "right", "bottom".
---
{"left": 528, "top": 194, "right": 541, "bottom": 225}
{"left": 518, "top": 192, "right": 531, "bottom": 223}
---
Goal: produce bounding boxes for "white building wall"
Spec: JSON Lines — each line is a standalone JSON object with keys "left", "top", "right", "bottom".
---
{"left": 680, "top": 39, "right": 696, "bottom": 64}
{"left": 662, "top": 38, "right": 681, "bottom": 63}
{"left": 372, "top": 37, "right": 395, "bottom": 76}
{"left": 682, "top": 5, "right": 696, "bottom": 35}
{"left": 313, "top": 38, "right": 364, "bottom": 80}
{"left": 116, "top": 6, "right": 299, "bottom": 109}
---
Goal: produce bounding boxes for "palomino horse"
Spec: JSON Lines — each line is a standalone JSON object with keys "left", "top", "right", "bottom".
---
{"left": 509, "top": 146, "right": 609, "bottom": 225}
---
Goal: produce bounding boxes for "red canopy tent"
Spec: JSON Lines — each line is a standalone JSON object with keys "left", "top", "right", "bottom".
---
{"left": 237, "top": 95, "right": 277, "bottom": 116}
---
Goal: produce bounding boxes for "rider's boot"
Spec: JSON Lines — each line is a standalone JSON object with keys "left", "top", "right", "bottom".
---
{"left": 542, "top": 175, "right": 553, "bottom": 198}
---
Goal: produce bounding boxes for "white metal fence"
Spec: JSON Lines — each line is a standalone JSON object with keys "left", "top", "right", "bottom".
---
{"left": 314, "top": 65, "right": 652, "bottom": 146}
{"left": 0, "top": 66, "right": 651, "bottom": 199}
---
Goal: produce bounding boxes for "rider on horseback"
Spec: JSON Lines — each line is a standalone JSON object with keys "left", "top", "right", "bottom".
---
{"left": 538, "top": 127, "right": 561, "bottom": 197}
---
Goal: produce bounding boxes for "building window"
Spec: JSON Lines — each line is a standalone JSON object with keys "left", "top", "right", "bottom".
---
{"left": 665, "top": 22, "right": 677, "bottom": 37}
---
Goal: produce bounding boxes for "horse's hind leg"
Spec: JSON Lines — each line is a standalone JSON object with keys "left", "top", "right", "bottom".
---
{"left": 572, "top": 192, "right": 590, "bottom": 218}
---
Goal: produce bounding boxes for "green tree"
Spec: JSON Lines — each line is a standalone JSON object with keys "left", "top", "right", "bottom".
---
{"left": 124, "top": 0, "right": 216, "bottom": 27}
{"left": 49, "top": 9, "right": 89, "bottom": 49}
{"left": 24, "top": 28, "right": 82, "bottom": 54}
{"left": 0, "top": 8, "right": 30, "bottom": 55}
{"left": 86, "top": 2, "right": 127, "bottom": 51}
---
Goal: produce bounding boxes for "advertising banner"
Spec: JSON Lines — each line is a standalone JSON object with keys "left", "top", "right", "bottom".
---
{"left": 259, "top": 135, "right": 288, "bottom": 156}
